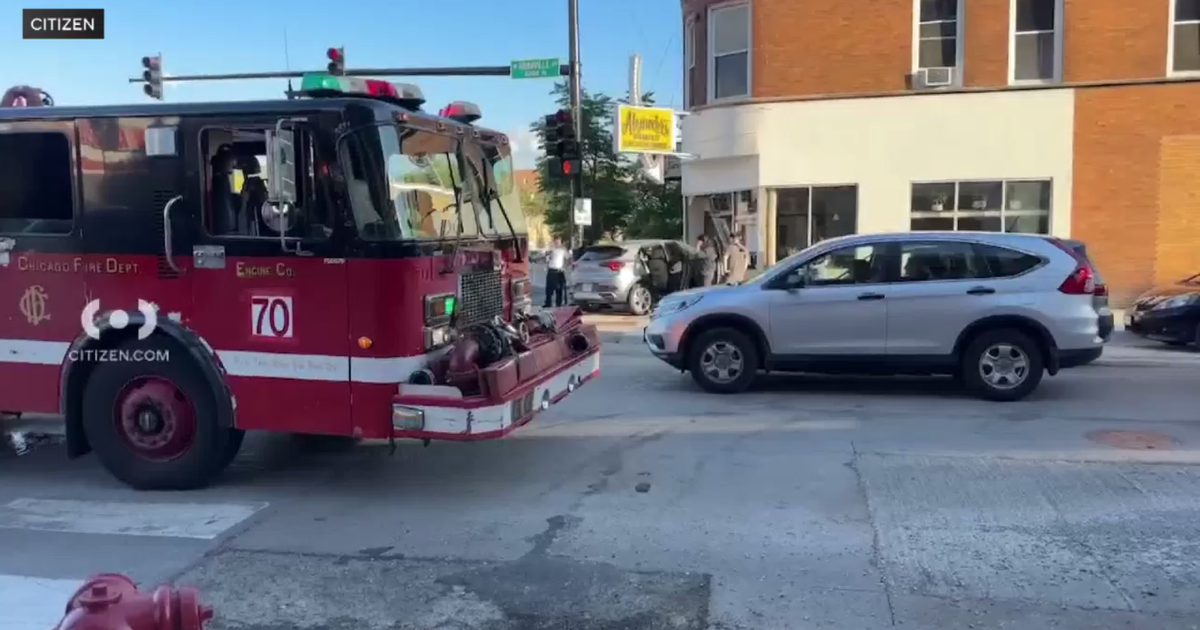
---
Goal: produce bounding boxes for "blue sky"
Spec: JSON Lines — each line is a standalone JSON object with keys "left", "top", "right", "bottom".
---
{"left": 8, "top": 0, "right": 682, "bottom": 168}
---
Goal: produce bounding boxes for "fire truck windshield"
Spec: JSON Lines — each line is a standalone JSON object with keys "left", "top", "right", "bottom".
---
{"left": 344, "top": 123, "right": 527, "bottom": 244}
{"left": 346, "top": 123, "right": 488, "bottom": 241}
{"left": 485, "top": 144, "right": 528, "bottom": 237}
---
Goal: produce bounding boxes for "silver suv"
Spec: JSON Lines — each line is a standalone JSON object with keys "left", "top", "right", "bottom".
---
{"left": 643, "top": 232, "right": 1105, "bottom": 401}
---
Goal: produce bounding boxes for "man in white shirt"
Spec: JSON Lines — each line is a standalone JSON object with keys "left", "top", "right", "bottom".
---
{"left": 544, "top": 238, "right": 568, "bottom": 307}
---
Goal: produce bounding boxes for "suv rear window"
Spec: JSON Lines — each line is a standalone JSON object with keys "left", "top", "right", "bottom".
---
{"left": 975, "top": 244, "right": 1043, "bottom": 278}
{"left": 577, "top": 246, "right": 626, "bottom": 262}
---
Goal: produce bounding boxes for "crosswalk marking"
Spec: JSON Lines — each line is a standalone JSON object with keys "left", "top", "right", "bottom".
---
{"left": 0, "top": 496, "right": 267, "bottom": 630}
{"left": 0, "top": 498, "right": 267, "bottom": 539}
{"left": 0, "top": 575, "right": 81, "bottom": 630}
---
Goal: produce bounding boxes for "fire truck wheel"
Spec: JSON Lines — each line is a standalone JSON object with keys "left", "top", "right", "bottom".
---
{"left": 81, "top": 338, "right": 229, "bottom": 491}
{"left": 221, "top": 428, "right": 246, "bottom": 469}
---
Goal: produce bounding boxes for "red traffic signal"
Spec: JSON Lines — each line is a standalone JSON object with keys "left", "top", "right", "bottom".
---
{"left": 556, "top": 159, "right": 580, "bottom": 177}
{"left": 327, "top": 47, "right": 345, "bottom": 75}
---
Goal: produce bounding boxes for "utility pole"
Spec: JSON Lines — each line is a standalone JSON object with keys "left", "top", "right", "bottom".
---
{"left": 568, "top": 0, "right": 584, "bottom": 249}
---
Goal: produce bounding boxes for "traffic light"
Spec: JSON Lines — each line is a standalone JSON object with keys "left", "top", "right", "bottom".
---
{"left": 327, "top": 47, "right": 345, "bottom": 75}
{"left": 142, "top": 55, "right": 163, "bottom": 100}
{"left": 543, "top": 109, "right": 580, "bottom": 177}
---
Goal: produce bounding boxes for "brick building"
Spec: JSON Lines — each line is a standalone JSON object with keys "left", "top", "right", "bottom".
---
{"left": 679, "top": 0, "right": 1200, "bottom": 303}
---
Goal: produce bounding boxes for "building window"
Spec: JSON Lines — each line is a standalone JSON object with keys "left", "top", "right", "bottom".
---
{"left": 775, "top": 185, "right": 858, "bottom": 257}
{"left": 910, "top": 180, "right": 1051, "bottom": 234}
{"left": 685, "top": 18, "right": 697, "bottom": 108}
{"left": 916, "top": 0, "right": 961, "bottom": 70}
{"left": 708, "top": 3, "right": 750, "bottom": 101}
{"left": 1171, "top": 0, "right": 1200, "bottom": 73}
{"left": 0, "top": 132, "right": 74, "bottom": 234}
{"left": 1011, "top": 0, "right": 1062, "bottom": 82}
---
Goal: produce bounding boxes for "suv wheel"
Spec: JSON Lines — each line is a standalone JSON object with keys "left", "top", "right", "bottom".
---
{"left": 688, "top": 328, "right": 758, "bottom": 394}
{"left": 627, "top": 285, "right": 653, "bottom": 316}
{"left": 960, "top": 329, "right": 1044, "bottom": 402}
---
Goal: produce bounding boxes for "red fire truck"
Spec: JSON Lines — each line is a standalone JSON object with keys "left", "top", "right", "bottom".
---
{"left": 0, "top": 75, "right": 600, "bottom": 489}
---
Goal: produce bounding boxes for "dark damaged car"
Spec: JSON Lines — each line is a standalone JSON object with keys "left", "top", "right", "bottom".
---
{"left": 1126, "top": 272, "right": 1200, "bottom": 349}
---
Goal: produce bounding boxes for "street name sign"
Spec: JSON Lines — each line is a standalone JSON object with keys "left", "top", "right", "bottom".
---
{"left": 511, "top": 58, "right": 560, "bottom": 79}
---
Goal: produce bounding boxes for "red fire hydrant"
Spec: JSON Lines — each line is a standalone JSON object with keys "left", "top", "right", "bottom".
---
{"left": 54, "top": 574, "right": 213, "bottom": 630}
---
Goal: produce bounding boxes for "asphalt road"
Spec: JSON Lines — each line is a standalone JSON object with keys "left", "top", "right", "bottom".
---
{"left": 3, "top": 342, "right": 1200, "bottom": 630}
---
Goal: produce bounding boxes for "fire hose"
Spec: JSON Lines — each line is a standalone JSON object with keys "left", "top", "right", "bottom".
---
{"left": 52, "top": 574, "right": 212, "bottom": 630}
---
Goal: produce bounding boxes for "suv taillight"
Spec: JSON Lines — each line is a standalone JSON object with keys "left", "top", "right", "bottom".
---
{"left": 603, "top": 261, "right": 623, "bottom": 271}
{"left": 1058, "top": 266, "right": 1095, "bottom": 294}
{"left": 1048, "top": 238, "right": 1096, "bottom": 295}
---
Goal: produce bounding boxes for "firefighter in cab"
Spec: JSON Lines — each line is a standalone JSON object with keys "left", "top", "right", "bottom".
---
{"left": 1, "top": 85, "right": 52, "bottom": 107}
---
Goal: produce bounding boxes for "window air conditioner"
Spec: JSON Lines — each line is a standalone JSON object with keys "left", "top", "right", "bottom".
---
{"left": 915, "top": 67, "right": 955, "bottom": 88}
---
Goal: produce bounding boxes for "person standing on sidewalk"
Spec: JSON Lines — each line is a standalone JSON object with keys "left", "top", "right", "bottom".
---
{"left": 544, "top": 237, "right": 568, "bottom": 307}
{"left": 725, "top": 234, "right": 750, "bottom": 284}
{"left": 698, "top": 235, "right": 719, "bottom": 286}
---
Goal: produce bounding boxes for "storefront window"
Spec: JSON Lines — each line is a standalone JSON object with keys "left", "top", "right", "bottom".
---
{"left": 911, "top": 180, "right": 1050, "bottom": 234}
{"left": 775, "top": 185, "right": 858, "bottom": 257}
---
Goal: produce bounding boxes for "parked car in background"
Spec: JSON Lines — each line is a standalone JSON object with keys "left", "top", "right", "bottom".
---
{"left": 1126, "top": 272, "right": 1200, "bottom": 349}
{"left": 571, "top": 239, "right": 707, "bottom": 315}
{"left": 643, "top": 232, "right": 1106, "bottom": 401}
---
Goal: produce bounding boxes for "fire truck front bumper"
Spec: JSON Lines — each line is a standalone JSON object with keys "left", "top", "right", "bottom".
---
{"left": 390, "top": 348, "right": 600, "bottom": 440}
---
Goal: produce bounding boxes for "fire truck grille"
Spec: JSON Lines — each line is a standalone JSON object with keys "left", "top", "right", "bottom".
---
{"left": 458, "top": 268, "right": 504, "bottom": 327}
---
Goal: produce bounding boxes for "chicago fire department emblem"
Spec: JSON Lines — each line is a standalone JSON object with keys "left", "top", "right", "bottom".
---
{"left": 19, "top": 285, "right": 50, "bottom": 325}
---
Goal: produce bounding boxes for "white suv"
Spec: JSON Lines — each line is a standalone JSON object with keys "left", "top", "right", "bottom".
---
{"left": 643, "top": 232, "right": 1105, "bottom": 401}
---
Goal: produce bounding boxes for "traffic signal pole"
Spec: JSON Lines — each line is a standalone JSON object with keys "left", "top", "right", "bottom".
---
{"left": 568, "top": 0, "right": 584, "bottom": 249}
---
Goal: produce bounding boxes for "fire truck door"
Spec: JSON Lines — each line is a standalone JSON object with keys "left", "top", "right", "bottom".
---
{"left": 0, "top": 120, "right": 86, "bottom": 414}
{"left": 184, "top": 118, "right": 352, "bottom": 436}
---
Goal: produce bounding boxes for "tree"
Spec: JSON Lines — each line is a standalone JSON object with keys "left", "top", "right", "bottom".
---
{"left": 531, "top": 82, "right": 636, "bottom": 241}
{"left": 623, "top": 177, "right": 682, "bottom": 239}
{"left": 614, "top": 90, "right": 683, "bottom": 240}
{"left": 531, "top": 83, "right": 684, "bottom": 243}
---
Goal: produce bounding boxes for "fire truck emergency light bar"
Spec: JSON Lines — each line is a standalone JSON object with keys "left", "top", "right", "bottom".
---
{"left": 439, "top": 101, "right": 482, "bottom": 124}
{"left": 299, "top": 72, "right": 425, "bottom": 107}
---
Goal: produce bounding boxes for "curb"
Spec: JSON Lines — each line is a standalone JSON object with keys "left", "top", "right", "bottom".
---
{"left": 593, "top": 333, "right": 1200, "bottom": 367}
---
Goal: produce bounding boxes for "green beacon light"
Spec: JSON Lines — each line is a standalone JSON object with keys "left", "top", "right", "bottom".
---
{"left": 300, "top": 73, "right": 343, "bottom": 92}
{"left": 297, "top": 73, "right": 426, "bottom": 109}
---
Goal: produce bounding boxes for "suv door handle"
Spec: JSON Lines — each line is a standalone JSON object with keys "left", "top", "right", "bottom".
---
{"left": 966, "top": 286, "right": 995, "bottom": 295}
{"left": 857, "top": 293, "right": 885, "bottom": 301}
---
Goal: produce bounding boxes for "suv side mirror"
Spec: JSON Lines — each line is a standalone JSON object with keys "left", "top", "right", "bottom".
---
{"left": 765, "top": 268, "right": 805, "bottom": 291}
{"left": 783, "top": 270, "right": 806, "bottom": 289}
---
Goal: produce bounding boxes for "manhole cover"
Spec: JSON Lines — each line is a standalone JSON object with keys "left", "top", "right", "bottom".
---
{"left": 1086, "top": 430, "right": 1176, "bottom": 450}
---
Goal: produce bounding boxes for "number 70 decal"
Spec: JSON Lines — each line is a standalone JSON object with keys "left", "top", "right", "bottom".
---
{"left": 251, "top": 296, "right": 294, "bottom": 338}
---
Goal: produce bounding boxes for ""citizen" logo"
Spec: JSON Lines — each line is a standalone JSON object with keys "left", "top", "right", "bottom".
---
{"left": 22, "top": 9, "right": 104, "bottom": 40}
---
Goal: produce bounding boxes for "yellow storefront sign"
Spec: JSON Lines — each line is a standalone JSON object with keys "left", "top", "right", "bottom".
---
{"left": 615, "top": 104, "right": 676, "bottom": 154}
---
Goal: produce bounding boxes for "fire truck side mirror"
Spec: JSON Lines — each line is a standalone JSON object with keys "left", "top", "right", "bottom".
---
{"left": 265, "top": 125, "right": 297, "bottom": 205}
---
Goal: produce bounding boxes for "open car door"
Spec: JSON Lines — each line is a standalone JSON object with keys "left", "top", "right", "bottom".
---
{"left": 663, "top": 241, "right": 689, "bottom": 294}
